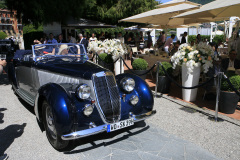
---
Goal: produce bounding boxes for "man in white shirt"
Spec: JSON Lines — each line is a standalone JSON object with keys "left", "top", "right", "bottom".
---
{"left": 117, "top": 32, "right": 124, "bottom": 44}
{"left": 47, "top": 33, "right": 58, "bottom": 44}
{"left": 78, "top": 34, "right": 88, "bottom": 50}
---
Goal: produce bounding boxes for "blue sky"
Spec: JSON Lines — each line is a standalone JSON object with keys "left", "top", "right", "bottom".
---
{"left": 156, "top": 0, "right": 171, "bottom": 3}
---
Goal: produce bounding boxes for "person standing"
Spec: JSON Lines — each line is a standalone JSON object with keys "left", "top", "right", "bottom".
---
{"left": 78, "top": 34, "right": 88, "bottom": 51}
{"left": 164, "top": 34, "right": 175, "bottom": 55}
{"left": 47, "top": 33, "right": 58, "bottom": 44}
{"left": 117, "top": 32, "right": 124, "bottom": 44}
{"left": 221, "top": 49, "right": 240, "bottom": 71}
{"left": 0, "top": 59, "right": 7, "bottom": 75}
{"left": 58, "top": 34, "right": 66, "bottom": 43}
{"left": 139, "top": 31, "right": 145, "bottom": 50}
{"left": 157, "top": 31, "right": 166, "bottom": 48}
{"left": 67, "top": 33, "right": 76, "bottom": 43}
{"left": 99, "top": 32, "right": 105, "bottom": 41}
{"left": 195, "top": 34, "right": 201, "bottom": 44}
{"left": 89, "top": 33, "right": 97, "bottom": 42}
{"left": 147, "top": 31, "right": 152, "bottom": 48}
{"left": 181, "top": 32, "right": 187, "bottom": 44}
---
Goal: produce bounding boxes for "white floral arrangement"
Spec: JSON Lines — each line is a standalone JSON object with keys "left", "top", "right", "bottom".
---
{"left": 171, "top": 42, "right": 214, "bottom": 73}
{"left": 88, "top": 39, "right": 127, "bottom": 60}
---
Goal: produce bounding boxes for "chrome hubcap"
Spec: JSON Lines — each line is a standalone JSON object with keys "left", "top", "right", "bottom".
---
{"left": 46, "top": 106, "right": 57, "bottom": 139}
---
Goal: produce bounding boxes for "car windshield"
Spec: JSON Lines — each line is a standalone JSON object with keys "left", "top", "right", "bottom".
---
{"left": 32, "top": 43, "right": 88, "bottom": 62}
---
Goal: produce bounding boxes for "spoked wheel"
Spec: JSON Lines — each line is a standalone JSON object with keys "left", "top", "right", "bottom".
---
{"left": 42, "top": 101, "right": 70, "bottom": 150}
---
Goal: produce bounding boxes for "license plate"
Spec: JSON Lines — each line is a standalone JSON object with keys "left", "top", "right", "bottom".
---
{"left": 107, "top": 118, "right": 134, "bottom": 132}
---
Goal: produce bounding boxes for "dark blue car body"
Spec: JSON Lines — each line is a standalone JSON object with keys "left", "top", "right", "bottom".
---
{"left": 8, "top": 43, "right": 156, "bottom": 150}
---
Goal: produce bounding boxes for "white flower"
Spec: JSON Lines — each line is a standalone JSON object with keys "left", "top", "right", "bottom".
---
{"left": 171, "top": 42, "right": 214, "bottom": 73}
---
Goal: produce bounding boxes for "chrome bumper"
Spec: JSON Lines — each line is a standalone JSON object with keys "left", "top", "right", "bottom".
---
{"left": 61, "top": 110, "right": 156, "bottom": 140}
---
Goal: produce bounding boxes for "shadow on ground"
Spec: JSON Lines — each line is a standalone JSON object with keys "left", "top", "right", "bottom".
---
{"left": 64, "top": 121, "right": 149, "bottom": 154}
{"left": 0, "top": 74, "right": 10, "bottom": 86}
{"left": 0, "top": 123, "right": 26, "bottom": 156}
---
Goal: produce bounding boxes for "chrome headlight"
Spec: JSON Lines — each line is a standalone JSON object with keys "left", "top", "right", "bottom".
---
{"left": 77, "top": 84, "right": 91, "bottom": 99}
{"left": 83, "top": 104, "right": 94, "bottom": 116}
{"left": 130, "top": 95, "right": 139, "bottom": 105}
{"left": 121, "top": 78, "right": 135, "bottom": 92}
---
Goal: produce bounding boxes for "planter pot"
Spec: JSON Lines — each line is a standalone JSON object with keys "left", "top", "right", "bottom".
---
{"left": 98, "top": 61, "right": 114, "bottom": 72}
{"left": 114, "top": 58, "right": 124, "bottom": 75}
{"left": 219, "top": 91, "right": 239, "bottom": 114}
{"left": 157, "top": 76, "right": 171, "bottom": 93}
{"left": 133, "top": 70, "right": 147, "bottom": 80}
{"left": 182, "top": 65, "right": 201, "bottom": 102}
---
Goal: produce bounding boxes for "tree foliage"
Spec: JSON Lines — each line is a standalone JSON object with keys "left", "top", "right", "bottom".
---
{"left": 5, "top": 0, "right": 95, "bottom": 26}
{"left": 5, "top": 0, "right": 158, "bottom": 26}
{"left": 84, "top": 0, "right": 158, "bottom": 25}
{"left": 0, "top": 32, "right": 7, "bottom": 39}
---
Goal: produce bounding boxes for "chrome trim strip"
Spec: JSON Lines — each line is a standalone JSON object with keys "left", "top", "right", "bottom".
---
{"left": 92, "top": 74, "right": 108, "bottom": 124}
{"left": 104, "top": 73, "right": 121, "bottom": 122}
{"left": 61, "top": 110, "right": 156, "bottom": 140}
{"left": 15, "top": 89, "right": 35, "bottom": 106}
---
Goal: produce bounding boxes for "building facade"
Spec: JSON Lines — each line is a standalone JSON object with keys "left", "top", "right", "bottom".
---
{"left": 0, "top": 8, "right": 22, "bottom": 37}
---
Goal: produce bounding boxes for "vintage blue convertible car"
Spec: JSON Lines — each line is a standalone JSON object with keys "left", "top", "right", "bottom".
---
{"left": 8, "top": 43, "right": 156, "bottom": 150}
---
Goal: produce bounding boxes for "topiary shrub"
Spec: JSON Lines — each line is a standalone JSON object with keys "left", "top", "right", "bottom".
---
{"left": 99, "top": 53, "right": 108, "bottom": 61}
{"left": 0, "top": 32, "right": 7, "bottom": 40}
{"left": 99, "top": 53, "right": 113, "bottom": 64}
{"left": 158, "top": 62, "right": 173, "bottom": 76}
{"left": 132, "top": 58, "right": 148, "bottom": 70}
{"left": 221, "top": 74, "right": 240, "bottom": 92}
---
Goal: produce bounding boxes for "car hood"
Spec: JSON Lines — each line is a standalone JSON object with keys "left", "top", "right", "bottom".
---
{"left": 33, "top": 60, "right": 108, "bottom": 80}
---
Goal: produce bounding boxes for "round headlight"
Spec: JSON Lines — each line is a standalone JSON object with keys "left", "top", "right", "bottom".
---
{"left": 121, "top": 78, "right": 135, "bottom": 92}
{"left": 77, "top": 84, "right": 91, "bottom": 99}
{"left": 83, "top": 104, "right": 94, "bottom": 116}
{"left": 130, "top": 95, "right": 139, "bottom": 105}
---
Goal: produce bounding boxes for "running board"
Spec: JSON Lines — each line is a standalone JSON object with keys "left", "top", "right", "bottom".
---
{"left": 15, "top": 89, "right": 35, "bottom": 106}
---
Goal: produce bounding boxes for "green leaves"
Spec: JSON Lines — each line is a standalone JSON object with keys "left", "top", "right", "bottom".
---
{"left": 5, "top": 0, "right": 157, "bottom": 26}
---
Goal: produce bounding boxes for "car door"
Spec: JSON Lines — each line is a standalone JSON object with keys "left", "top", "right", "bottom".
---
{"left": 15, "top": 54, "right": 36, "bottom": 100}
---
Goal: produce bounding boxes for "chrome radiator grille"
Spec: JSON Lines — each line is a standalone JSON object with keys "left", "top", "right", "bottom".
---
{"left": 93, "top": 72, "right": 120, "bottom": 123}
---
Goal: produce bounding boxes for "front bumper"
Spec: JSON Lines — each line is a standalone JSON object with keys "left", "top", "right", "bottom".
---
{"left": 61, "top": 110, "right": 156, "bottom": 140}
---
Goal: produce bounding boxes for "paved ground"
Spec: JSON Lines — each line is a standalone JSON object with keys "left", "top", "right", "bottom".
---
{"left": 0, "top": 73, "right": 239, "bottom": 160}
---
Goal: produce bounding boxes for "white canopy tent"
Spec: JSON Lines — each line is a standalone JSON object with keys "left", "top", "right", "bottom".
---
{"left": 119, "top": 3, "right": 201, "bottom": 26}
{"left": 174, "top": 0, "right": 240, "bottom": 20}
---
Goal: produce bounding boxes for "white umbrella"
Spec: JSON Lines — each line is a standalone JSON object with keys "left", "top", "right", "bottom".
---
{"left": 119, "top": 3, "right": 201, "bottom": 26}
{"left": 174, "top": 0, "right": 240, "bottom": 20}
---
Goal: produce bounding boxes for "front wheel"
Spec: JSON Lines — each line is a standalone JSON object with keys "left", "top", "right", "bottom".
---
{"left": 42, "top": 100, "right": 70, "bottom": 150}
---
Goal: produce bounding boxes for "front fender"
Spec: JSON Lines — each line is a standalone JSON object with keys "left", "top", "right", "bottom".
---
{"left": 116, "top": 73, "right": 154, "bottom": 120}
{"left": 35, "top": 83, "right": 75, "bottom": 135}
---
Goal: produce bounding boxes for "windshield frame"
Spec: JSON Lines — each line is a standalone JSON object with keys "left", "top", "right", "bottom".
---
{"left": 32, "top": 43, "right": 88, "bottom": 62}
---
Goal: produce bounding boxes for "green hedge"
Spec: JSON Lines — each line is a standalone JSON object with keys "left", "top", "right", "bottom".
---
{"left": 188, "top": 35, "right": 224, "bottom": 44}
{"left": 0, "top": 32, "right": 7, "bottom": 40}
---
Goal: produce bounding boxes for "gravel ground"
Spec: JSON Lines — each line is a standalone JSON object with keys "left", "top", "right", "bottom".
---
{"left": 147, "top": 93, "right": 240, "bottom": 160}
{"left": 0, "top": 73, "right": 240, "bottom": 160}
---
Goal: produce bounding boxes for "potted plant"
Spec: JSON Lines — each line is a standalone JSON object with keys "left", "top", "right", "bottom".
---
{"left": 157, "top": 62, "right": 173, "bottom": 93}
{"left": 171, "top": 42, "right": 214, "bottom": 101}
{"left": 98, "top": 53, "right": 114, "bottom": 72}
{"left": 219, "top": 74, "right": 240, "bottom": 114}
{"left": 132, "top": 58, "right": 148, "bottom": 80}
